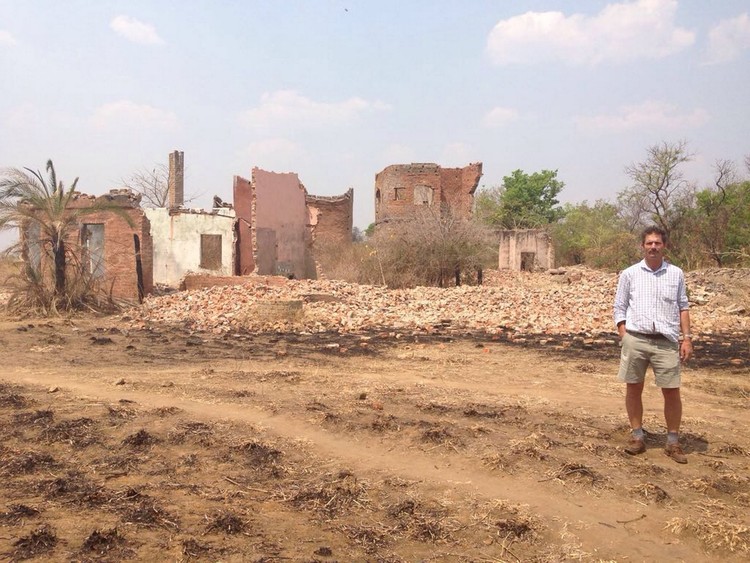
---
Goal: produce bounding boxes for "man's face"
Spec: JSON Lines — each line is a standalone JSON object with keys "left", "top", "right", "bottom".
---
{"left": 642, "top": 233, "right": 665, "bottom": 260}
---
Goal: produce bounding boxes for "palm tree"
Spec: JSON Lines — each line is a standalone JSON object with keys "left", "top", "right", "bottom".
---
{"left": 0, "top": 159, "right": 133, "bottom": 311}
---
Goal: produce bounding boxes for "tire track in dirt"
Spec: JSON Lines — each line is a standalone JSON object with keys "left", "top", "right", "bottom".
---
{"left": 3, "top": 365, "right": 702, "bottom": 561}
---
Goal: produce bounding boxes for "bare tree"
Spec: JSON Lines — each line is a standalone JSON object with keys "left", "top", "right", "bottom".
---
{"left": 121, "top": 164, "right": 199, "bottom": 208}
{"left": 122, "top": 164, "right": 170, "bottom": 208}
{"left": 623, "top": 140, "right": 694, "bottom": 236}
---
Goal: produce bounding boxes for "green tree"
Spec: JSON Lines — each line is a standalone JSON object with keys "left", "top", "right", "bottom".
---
{"left": 550, "top": 200, "right": 637, "bottom": 270}
{"left": 476, "top": 169, "right": 565, "bottom": 228}
{"left": 0, "top": 160, "right": 133, "bottom": 312}
{"left": 688, "top": 159, "right": 750, "bottom": 267}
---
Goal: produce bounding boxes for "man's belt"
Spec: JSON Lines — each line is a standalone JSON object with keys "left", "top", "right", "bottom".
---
{"left": 626, "top": 330, "right": 668, "bottom": 340}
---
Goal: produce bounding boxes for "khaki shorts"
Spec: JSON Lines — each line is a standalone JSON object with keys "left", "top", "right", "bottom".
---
{"left": 618, "top": 332, "right": 680, "bottom": 388}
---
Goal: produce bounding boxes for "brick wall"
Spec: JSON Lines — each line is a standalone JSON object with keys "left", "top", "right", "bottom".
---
{"left": 306, "top": 188, "right": 353, "bottom": 245}
{"left": 62, "top": 190, "right": 152, "bottom": 301}
{"left": 181, "top": 273, "right": 289, "bottom": 291}
{"left": 233, "top": 175, "right": 254, "bottom": 275}
{"left": 374, "top": 162, "right": 482, "bottom": 226}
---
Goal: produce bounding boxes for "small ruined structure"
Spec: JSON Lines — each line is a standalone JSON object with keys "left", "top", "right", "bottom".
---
{"left": 306, "top": 189, "right": 354, "bottom": 246}
{"left": 374, "top": 162, "right": 483, "bottom": 226}
{"left": 234, "top": 168, "right": 352, "bottom": 279}
{"left": 145, "top": 151, "right": 236, "bottom": 286}
{"left": 497, "top": 229, "right": 554, "bottom": 271}
{"left": 21, "top": 189, "right": 153, "bottom": 302}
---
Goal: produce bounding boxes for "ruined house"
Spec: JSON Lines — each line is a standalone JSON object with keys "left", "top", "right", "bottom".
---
{"left": 22, "top": 189, "right": 153, "bottom": 302}
{"left": 374, "top": 162, "right": 483, "bottom": 226}
{"left": 234, "top": 168, "right": 352, "bottom": 279}
{"left": 145, "top": 151, "right": 236, "bottom": 286}
{"left": 498, "top": 229, "right": 555, "bottom": 271}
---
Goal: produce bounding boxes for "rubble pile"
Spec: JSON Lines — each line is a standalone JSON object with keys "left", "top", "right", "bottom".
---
{"left": 128, "top": 267, "right": 750, "bottom": 337}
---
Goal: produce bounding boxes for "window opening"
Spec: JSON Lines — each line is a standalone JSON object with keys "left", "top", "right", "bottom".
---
{"left": 81, "top": 224, "right": 105, "bottom": 278}
{"left": 200, "top": 234, "right": 222, "bottom": 270}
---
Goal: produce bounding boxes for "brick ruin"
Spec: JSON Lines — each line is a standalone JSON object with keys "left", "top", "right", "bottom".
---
{"left": 234, "top": 168, "right": 353, "bottom": 279}
{"left": 374, "top": 162, "right": 483, "bottom": 226}
{"left": 306, "top": 189, "right": 354, "bottom": 246}
{"left": 22, "top": 189, "right": 153, "bottom": 302}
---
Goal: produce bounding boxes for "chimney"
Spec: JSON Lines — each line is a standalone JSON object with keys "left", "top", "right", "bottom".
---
{"left": 168, "top": 150, "right": 184, "bottom": 207}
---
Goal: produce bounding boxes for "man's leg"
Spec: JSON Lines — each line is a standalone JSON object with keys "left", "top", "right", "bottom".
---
{"left": 624, "top": 381, "right": 646, "bottom": 454}
{"left": 653, "top": 341, "right": 687, "bottom": 463}
{"left": 619, "top": 333, "right": 648, "bottom": 455}
{"left": 662, "top": 387, "right": 682, "bottom": 434}
{"left": 662, "top": 387, "right": 687, "bottom": 463}
{"left": 626, "top": 381, "right": 645, "bottom": 430}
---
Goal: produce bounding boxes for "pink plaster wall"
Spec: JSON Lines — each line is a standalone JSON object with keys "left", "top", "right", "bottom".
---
{"left": 251, "top": 168, "right": 310, "bottom": 278}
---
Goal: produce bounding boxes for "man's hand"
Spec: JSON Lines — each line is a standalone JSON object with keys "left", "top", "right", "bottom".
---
{"left": 680, "top": 339, "right": 693, "bottom": 362}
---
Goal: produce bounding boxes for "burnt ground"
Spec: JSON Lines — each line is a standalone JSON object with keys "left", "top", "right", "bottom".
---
{"left": 0, "top": 317, "right": 748, "bottom": 562}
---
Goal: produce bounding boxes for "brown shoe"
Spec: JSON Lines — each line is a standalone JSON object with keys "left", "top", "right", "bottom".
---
{"left": 624, "top": 437, "right": 646, "bottom": 455}
{"left": 664, "top": 443, "right": 687, "bottom": 464}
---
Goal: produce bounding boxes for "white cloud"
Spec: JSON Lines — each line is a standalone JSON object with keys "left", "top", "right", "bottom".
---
{"left": 0, "top": 30, "right": 17, "bottom": 46}
{"left": 90, "top": 100, "right": 177, "bottom": 130}
{"left": 240, "top": 90, "right": 391, "bottom": 128}
{"left": 441, "top": 143, "right": 475, "bottom": 166}
{"left": 244, "top": 138, "right": 303, "bottom": 164}
{"left": 575, "top": 100, "right": 710, "bottom": 132}
{"left": 380, "top": 143, "right": 416, "bottom": 164}
{"left": 703, "top": 13, "right": 750, "bottom": 65}
{"left": 5, "top": 103, "right": 42, "bottom": 129}
{"left": 482, "top": 106, "right": 520, "bottom": 128}
{"left": 110, "top": 15, "right": 164, "bottom": 45}
{"left": 487, "top": 0, "right": 694, "bottom": 66}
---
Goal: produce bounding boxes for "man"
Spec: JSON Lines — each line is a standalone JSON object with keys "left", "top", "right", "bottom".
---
{"left": 613, "top": 226, "right": 693, "bottom": 463}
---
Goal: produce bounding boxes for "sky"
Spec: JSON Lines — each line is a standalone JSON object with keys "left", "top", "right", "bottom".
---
{"left": 1, "top": 0, "right": 749, "bottom": 249}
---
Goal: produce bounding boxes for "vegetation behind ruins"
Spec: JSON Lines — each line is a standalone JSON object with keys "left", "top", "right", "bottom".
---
{"left": 476, "top": 141, "right": 750, "bottom": 271}
{"left": 316, "top": 208, "right": 497, "bottom": 288}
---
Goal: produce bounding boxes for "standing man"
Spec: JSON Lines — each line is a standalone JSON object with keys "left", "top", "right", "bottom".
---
{"left": 613, "top": 226, "right": 693, "bottom": 463}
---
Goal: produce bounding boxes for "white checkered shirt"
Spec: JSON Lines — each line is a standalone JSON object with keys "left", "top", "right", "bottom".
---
{"left": 613, "top": 259, "right": 689, "bottom": 343}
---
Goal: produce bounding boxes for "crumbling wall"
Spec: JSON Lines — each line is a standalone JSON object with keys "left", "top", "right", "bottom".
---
{"left": 233, "top": 175, "right": 254, "bottom": 275}
{"left": 498, "top": 229, "right": 554, "bottom": 271}
{"left": 374, "top": 162, "right": 482, "bottom": 226}
{"left": 145, "top": 207, "right": 236, "bottom": 286}
{"left": 64, "top": 189, "right": 153, "bottom": 300}
{"left": 306, "top": 188, "right": 354, "bottom": 245}
{"left": 251, "top": 168, "right": 312, "bottom": 279}
{"left": 374, "top": 163, "right": 440, "bottom": 224}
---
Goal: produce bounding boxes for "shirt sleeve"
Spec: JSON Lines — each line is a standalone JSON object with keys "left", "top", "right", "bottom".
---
{"left": 677, "top": 272, "right": 689, "bottom": 311}
{"left": 613, "top": 270, "right": 630, "bottom": 327}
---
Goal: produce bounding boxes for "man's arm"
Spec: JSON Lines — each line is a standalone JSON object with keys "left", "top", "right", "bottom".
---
{"left": 679, "top": 309, "right": 693, "bottom": 361}
{"left": 613, "top": 271, "right": 630, "bottom": 337}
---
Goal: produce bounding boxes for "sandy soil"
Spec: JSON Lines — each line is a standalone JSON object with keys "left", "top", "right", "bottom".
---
{"left": 0, "top": 315, "right": 748, "bottom": 562}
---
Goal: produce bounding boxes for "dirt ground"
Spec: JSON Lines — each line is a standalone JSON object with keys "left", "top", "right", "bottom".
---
{"left": 0, "top": 314, "right": 749, "bottom": 562}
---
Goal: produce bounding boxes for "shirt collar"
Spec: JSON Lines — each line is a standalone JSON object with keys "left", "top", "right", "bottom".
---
{"left": 639, "top": 258, "right": 668, "bottom": 273}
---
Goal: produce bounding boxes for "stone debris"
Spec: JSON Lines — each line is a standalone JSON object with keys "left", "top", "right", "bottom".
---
{"left": 125, "top": 267, "right": 750, "bottom": 338}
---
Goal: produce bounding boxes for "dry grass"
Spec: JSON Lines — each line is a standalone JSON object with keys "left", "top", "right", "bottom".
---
{"left": 630, "top": 483, "right": 671, "bottom": 504}
{"left": 0, "top": 256, "right": 21, "bottom": 282}
{"left": 509, "top": 432, "right": 559, "bottom": 460}
{"left": 666, "top": 515, "right": 750, "bottom": 553}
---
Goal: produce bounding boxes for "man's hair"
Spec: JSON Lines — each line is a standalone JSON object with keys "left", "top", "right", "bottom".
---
{"left": 641, "top": 226, "right": 668, "bottom": 245}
